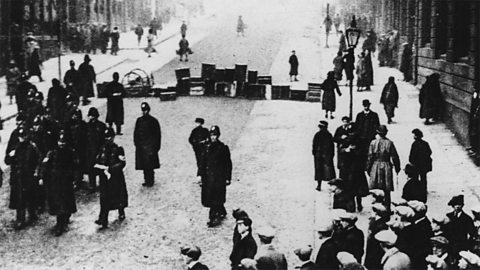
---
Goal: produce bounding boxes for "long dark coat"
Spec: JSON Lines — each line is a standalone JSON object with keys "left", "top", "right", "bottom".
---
{"left": 85, "top": 120, "right": 106, "bottom": 170}
{"left": 355, "top": 110, "right": 380, "bottom": 166}
{"left": 78, "top": 62, "right": 96, "bottom": 98}
{"left": 230, "top": 233, "right": 257, "bottom": 269}
{"left": 409, "top": 139, "right": 432, "bottom": 174}
{"left": 333, "top": 56, "right": 343, "bottom": 81}
{"left": 188, "top": 125, "right": 210, "bottom": 176}
{"left": 315, "top": 237, "right": 340, "bottom": 270}
{"left": 338, "top": 133, "right": 369, "bottom": 197}
{"left": 289, "top": 55, "right": 299, "bottom": 76}
{"left": 5, "top": 141, "right": 41, "bottom": 210}
{"left": 105, "top": 81, "right": 126, "bottom": 125}
{"left": 364, "top": 217, "right": 388, "bottom": 270}
{"left": 96, "top": 142, "right": 128, "bottom": 210}
{"left": 380, "top": 82, "right": 399, "bottom": 118}
{"left": 312, "top": 129, "right": 335, "bottom": 181}
{"left": 446, "top": 211, "right": 475, "bottom": 257}
{"left": 47, "top": 85, "right": 67, "bottom": 121}
{"left": 16, "top": 81, "right": 37, "bottom": 113}
{"left": 402, "top": 177, "right": 427, "bottom": 203}
{"left": 63, "top": 68, "right": 81, "bottom": 98}
{"left": 419, "top": 75, "right": 443, "bottom": 119}
{"left": 134, "top": 113, "right": 161, "bottom": 170}
{"left": 200, "top": 140, "right": 232, "bottom": 207}
{"left": 28, "top": 49, "right": 42, "bottom": 76}
{"left": 409, "top": 218, "right": 433, "bottom": 270}
{"left": 42, "top": 146, "right": 77, "bottom": 216}
{"left": 321, "top": 78, "right": 341, "bottom": 112}
{"left": 65, "top": 118, "right": 87, "bottom": 172}
{"left": 6, "top": 66, "right": 21, "bottom": 97}
{"left": 364, "top": 52, "right": 374, "bottom": 86}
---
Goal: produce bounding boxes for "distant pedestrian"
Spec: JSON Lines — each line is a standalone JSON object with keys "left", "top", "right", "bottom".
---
{"left": 289, "top": 50, "right": 299, "bottom": 82}
{"left": 100, "top": 25, "right": 110, "bottom": 54}
{"left": 362, "top": 31, "right": 377, "bottom": 56}
{"left": 134, "top": 102, "right": 161, "bottom": 187}
{"left": 230, "top": 217, "right": 257, "bottom": 270}
{"left": 333, "top": 51, "right": 344, "bottom": 81}
{"left": 380, "top": 76, "right": 399, "bottom": 124}
{"left": 146, "top": 29, "right": 155, "bottom": 58}
{"left": 94, "top": 127, "right": 128, "bottom": 230}
{"left": 181, "top": 21, "right": 187, "bottom": 37}
{"left": 334, "top": 14, "right": 341, "bottom": 34}
{"left": 47, "top": 79, "right": 67, "bottom": 122}
{"left": 78, "top": 54, "right": 96, "bottom": 105}
{"left": 28, "top": 45, "right": 44, "bottom": 82}
{"left": 110, "top": 27, "right": 120, "bottom": 55}
{"left": 150, "top": 18, "right": 159, "bottom": 37}
{"left": 6, "top": 59, "right": 21, "bottom": 105}
{"left": 180, "top": 246, "right": 210, "bottom": 270}
{"left": 63, "top": 60, "right": 81, "bottom": 103}
{"left": 339, "top": 31, "right": 347, "bottom": 53}
{"left": 105, "top": 72, "right": 126, "bottom": 135}
{"left": 188, "top": 118, "right": 210, "bottom": 179}
{"left": 255, "top": 226, "right": 288, "bottom": 270}
{"left": 366, "top": 125, "right": 400, "bottom": 213}
{"left": 237, "top": 16, "right": 245, "bottom": 37}
{"left": 343, "top": 48, "right": 355, "bottom": 83}
{"left": 312, "top": 120, "right": 336, "bottom": 191}
{"left": 177, "top": 36, "right": 192, "bottom": 62}
{"left": 200, "top": 126, "right": 232, "bottom": 227}
{"left": 378, "top": 35, "right": 389, "bottom": 67}
{"left": 320, "top": 71, "right": 342, "bottom": 119}
{"left": 42, "top": 132, "right": 77, "bottom": 236}
{"left": 364, "top": 50, "right": 374, "bottom": 89}
{"left": 85, "top": 107, "right": 106, "bottom": 191}
{"left": 419, "top": 73, "right": 444, "bottom": 125}
{"left": 356, "top": 52, "right": 368, "bottom": 91}
{"left": 323, "top": 15, "right": 332, "bottom": 48}
{"left": 135, "top": 24, "right": 144, "bottom": 46}
{"left": 400, "top": 43, "right": 413, "bottom": 82}
{"left": 408, "top": 128, "right": 432, "bottom": 192}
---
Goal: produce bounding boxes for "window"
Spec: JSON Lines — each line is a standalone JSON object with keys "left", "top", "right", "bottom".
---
{"left": 421, "top": 0, "right": 432, "bottom": 46}
{"left": 435, "top": 0, "right": 447, "bottom": 57}
{"left": 453, "top": 1, "right": 470, "bottom": 60}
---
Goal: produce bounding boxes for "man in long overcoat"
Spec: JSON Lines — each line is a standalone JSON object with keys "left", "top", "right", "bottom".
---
{"left": 42, "top": 133, "right": 77, "bottom": 236}
{"left": 446, "top": 195, "right": 475, "bottom": 261}
{"left": 355, "top": 99, "right": 380, "bottom": 166}
{"left": 5, "top": 128, "right": 41, "bottom": 230}
{"left": 289, "top": 50, "right": 299, "bottom": 82}
{"left": 230, "top": 217, "right": 257, "bottom": 270}
{"left": 380, "top": 76, "right": 399, "bottom": 124}
{"left": 63, "top": 60, "right": 81, "bottom": 101}
{"left": 105, "top": 72, "right": 126, "bottom": 135}
{"left": 16, "top": 73, "right": 37, "bottom": 113}
{"left": 200, "top": 125, "right": 232, "bottom": 227}
{"left": 312, "top": 120, "right": 335, "bottom": 191}
{"left": 94, "top": 128, "right": 128, "bottom": 229}
{"left": 419, "top": 73, "right": 443, "bottom": 125}
{"left": 366, "top": 125, "right": 400, "bottom": 213}
{"left": 85, "top": 107, "right": 106, "bottom": 190}
{"left": 188, "top": 118, "right": 210, "bottom": 178}
{"left": 134, "top": 102, "right": 161, "bottom": 187}
{"left": 78, "top": 54, "right": 96, "bottom": 105}
{"left": 65, "top": 109, "right": 87, "bottom": 189}
{"left": 408, "top": 129, "right": 432, "bottom": 192}
{"left": 47, "top": 79, "right": 67, "bottom": 122}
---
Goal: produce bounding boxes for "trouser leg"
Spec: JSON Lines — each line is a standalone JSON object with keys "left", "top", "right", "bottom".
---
{"left": 218, "top": 204, "right": 227, "bottom": 218}
{"left": 88, "top": 172, "right": 97, "bottom": 189}
{"left": 143, "top": 170, "right": 154, "bottom": 186}
{"left": 419, "top": 172, "right": 427, "bottom": 190}
{"left": 16, "top": 208, "right": 26, "bottom": 224}
{"left": 209, "top": 207, "right": 216, "bottom": 221}
{"left": 116, "top": 124, "right": 122, "bottom": 135}
{"left": 99, "top": 205, "right": 109, "bottom": 227}
{"left": 118, "top": 208, "right": 125, "bottom": 218}
{"left": 384, "top": 191, "right": 391, "bottom": 214}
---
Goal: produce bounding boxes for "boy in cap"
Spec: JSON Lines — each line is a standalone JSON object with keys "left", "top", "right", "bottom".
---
{"left": 446, "top": 195, "right": 475, "bottom": 260}
{"left": 294, "top": 245, "right": 316, "bottom": 270}
{"left": 338, "top": 212, "right": 364, "bottom": 263}
{"left": 238, "top": 258, "right": 257, "bottom": 270}
{"left": 375, "top": 230, "right": 411, "bottom": 270}
{"left": 255, "top": 226, "right": 288, "bottom": 269}
{"left": 134, "top": 102, "right": 161, "bottom": 187}
{"left": 188, "top": 118, "right": 209, "bottom": 179}
{"left": 230, "top": 217, "right": 257, "bottom": 270}
{"left": 314, "top": 218, "right": 340, "bottom": 270}
{"left": 312, "top": 120, "right": 335, "bottom": 191}
{"left": 180, "top": 245, "right": 209, "bottom": 270}
{"left": 405, "top": 200, "right": 433, "bottom": 270}
{"left": 365, "top": 203, "right": 389, "bottom": 270}
{"left": 426, "top": 236, "right": 454, "bottom": 270}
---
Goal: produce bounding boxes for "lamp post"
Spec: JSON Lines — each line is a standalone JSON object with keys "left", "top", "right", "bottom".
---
{"left": 345, "top": 16, "right": 361, "bottom": 119}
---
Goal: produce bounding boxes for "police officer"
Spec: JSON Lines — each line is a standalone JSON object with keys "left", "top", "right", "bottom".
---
{"left": 41, "top": 132, "right": 77, "bottom": 236}
{"left": 5, "top": 128, "right": 41, "bottom": 230}
{"left": 85, "top": 107, "right": 106, "bottom": 190}
{"left": 16, "top": 72, "right": 37, "bottom": 113}
{"left": 29, "top": 116, "right": 49, "bottom": 213}
{"left": 105, "top": 72, "right": 126, "bottom": 135}
{"left": 200, "top": 125, "right": 232, "bottom": 227}
{"left": 134, "top": 102, "right": 161, "bottom": 187}
{"left": 94, "top": 128, "right": 128, "bottom": 229}
{"left": 65, "top": 109, "right": 87, "bottom": 189}
{"left": 188, "top": 118, "right": 209, "bottom": 179}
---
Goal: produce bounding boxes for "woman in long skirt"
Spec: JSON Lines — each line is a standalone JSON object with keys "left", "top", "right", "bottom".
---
{"left": 321, "top": 71, "right": 342, "bottom": 119}
{"left": 380, "top": 76, "right": 399, "bottom": 124}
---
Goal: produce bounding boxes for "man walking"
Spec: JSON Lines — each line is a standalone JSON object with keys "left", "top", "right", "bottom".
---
{"left": 105, "top": 72, "right": 126, "bottom": 135}
{"left": 188, "top": 118, "right": 210, "bottom": 179}
{"left": 78, "top": 54, "right": 96, "bottom": 105}
{"left": 312, "top": 120, "right": 335, "bottom": 191}
{"left": 355, "top": 99, "right": 380, "bottom": 165}
{"left": 63, "top": 60, "right": 81, "bottom": 101}
{"left": 408, "top": 129, "right": 432, "bottom": 192}
{"left": 200, "top": 126, "right": 232, "bottom": 227}
{"left": 289, "top": 50, "right": 299, "bottom": 82}
{"left": 85, "top": 107, "right": 106, "bottom": 191}
{"left": 135, "top": 24, "right": 144, "bottom": 46}
{"left": 134, "top": 102, "right": 161, "bottom": 187}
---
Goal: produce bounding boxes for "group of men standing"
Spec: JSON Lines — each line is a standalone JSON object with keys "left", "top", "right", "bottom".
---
{"left": 66, "top": 23, "right": 120, "bottom": 55}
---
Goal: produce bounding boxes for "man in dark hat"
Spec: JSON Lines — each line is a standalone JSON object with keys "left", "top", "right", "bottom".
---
{"left": 366, "top": 125, "right": 400, "bottom": 213}
{"left": 5, "top": 128, "right": 41, "bottom": 230}
{"left": 200, "top": 125, "right": 232, "bottom": 227}
{"left": 78, "top": 54, "right": 96, "bottom": 105}
{"left": 312, "top": 120, "right": 335, "bottom": 191}
{"left": 63, "top": 60, "right": 81, "bottom": 100}
{"left": 6, "top": 59, "right": 21, "bottom": 105}
{"left": 355, "top": 99, "right": 380, "bottom": 166}
{"left": 188, "top": 118, "right": 210, "bottom": 180}
{"left": 230, "top": 217, "right": 257, "bottom": 270}
{"left": 255, "top": 226, "right": 288, "bottom": 269}
{"left": 408, "top": 128, "right": 432, "bottom": 193}
{"left": 105, "top": 72, "right": 126, "bottom": 135}
{"left": 16, "top": 72, "right": 37, "bottom": 113}
{"left": 85, "top": 107, "right": 106, "bottom": 191}
{"left": 94, "top": 127, "right": 128, "bottom": 229}
{"left": 47, "top": 78, "right": 67, "bottom": 122}
{"left": 180, "top": 245, "right": 209, "bottom": 270}
{"left": 65, "top": 109, "right": 87, "bottom": 189}
{"left": 41, "top": 132, "right": 77, "bottom": 236}
{"left": 134, "top": 102, "right": 161, "bottom": 187}
{"left": 289, "top": 50, "right": 299, "bottom": 82}
{"left": 294, "top": 246, "right": 316, "bottom": 270}
{"left": 232, "top": 208, "right": 250, "bottom": 245}
{"left": 446, "top": 195, "right": 475, "bottom": 260}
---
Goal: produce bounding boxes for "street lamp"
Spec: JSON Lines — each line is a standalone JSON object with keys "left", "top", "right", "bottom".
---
{"left": 345, "top": 16, "right": 361, "bottom": 119}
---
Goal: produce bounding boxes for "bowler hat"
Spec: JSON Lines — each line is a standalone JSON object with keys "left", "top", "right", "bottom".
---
{"left": 195, "top": 118, "right": 205, "bottom": 124}
{"left": 362, "top": 99, "right": 371, "bottom": 106}
{"left": 448, "top": 195, "right": 464, "bottom": 206}
{"left": 318, "top": 120, "right": 328, "bottom": 128}
{"left": 376, "top": 125, "right": 388, "bottom": 135}
{"left": 88, "top": 107, "right": 100, "bottom": 118}
{"left": 180, "top": 245, "right": 202, "bottom": 260}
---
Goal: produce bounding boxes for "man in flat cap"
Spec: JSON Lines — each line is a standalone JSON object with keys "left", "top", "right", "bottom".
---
{"left": 365, "top": 203, "right": 389, "bottom": 270}
{"left": 375, "top": 230, "right": 411, "bottom": 270}
{"left": 294, "top": 246, "right": 316, "bottom": 270}
{"left": 355, "top": 99, "right": 380, "bottom": 167}
{"left": 402, "top": 200, "right": 432, "bottom": 270}
{"left": 426, "top": 236, "right": 454, "bottom": 270}
{"left": 313, "top": 219, "right": 340, "bottom": 270}
{"left": 200, "top": 125, "right": 232, "bottom": 227}
{"left": 180, "top": 245, "right": 209, "bottom": 270}
{"left": 458, "top": 251, "right": 480, "bottom": 269}
{"left": 255, "top": 226, "right": 287, "bottom": 270}
{"left": 366, "top": 124, "right": 400, "bottom": 213}
{"left": 312, "top": 120, "right": 335, "bottom": 191}
{"left": 230, "top": 217, "right": 257, "bottom": 270}
{"left": 238, "top": 258, "right": 257, "bottom": 270}
{"left": 188, "top": 118, "right": 209, "bottom": 180}
{"left": 134, "top": 102, "right": 161, "bottom": 187}
{"left": 446, "top": 195, "right": 475, "bottom": 261}
{"left": 338, "top": 212, "right": 364, "bottom": 263}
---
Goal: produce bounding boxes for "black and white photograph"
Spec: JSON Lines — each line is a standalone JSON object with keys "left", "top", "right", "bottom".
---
{"left": 0, "top": 0, "right": 479, "bottom": 269}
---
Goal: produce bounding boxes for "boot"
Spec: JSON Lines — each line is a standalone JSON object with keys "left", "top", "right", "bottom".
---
{"left": 116, "top": 124, "right": 123, "bottom": 135}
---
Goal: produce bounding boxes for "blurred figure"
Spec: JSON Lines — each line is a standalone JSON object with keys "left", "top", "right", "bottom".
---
{"left": 146, "top": 29, "right": 156, "bottom": 58}
{"left": 400, "top": 43, "right": 413, "bottom": 82}
{"left": 110, "top": 26, "right": 120, "bottom": 55}
{"left": 380, "top": 76, "right": 399, "bottom": 124}
{"left": 419, "top": 73, "right": 444, "bottom": 125}
{"left": 63, "top": 60, "right": 81, "bottom": 103}
{"left": 188, "top": 118, "right": 209, "bottom": 179}
{"left": 47, "top": 79, "right": 67, "bottom": 122}
{"left": 181, "top": 20, "right": 188, "bottom": 37}
{"left": 100, "top": 25, "right": 110, "bottom": 54}
{"left": 333, "top": 51, "right": 344, "bottom": 81}
{"left": 177, "top": 36, "right": 192, "bottom": 62}
{"left": 105, "top": 72, "right": 126, "bottom": 135}
{"left": 312, "top": 121, "right": 335, "bottom": 191}
{"left": 6, "top": 59, "right": 21, "bottom": 105}
{"left": 78, "top": 54, "right": 96, "bottom": 105}
{"left": 334, "top": 14, "right": 341, "bottom": 34}
{"left": 320, "top": 71, "right": 342, "bottom": 119}
{"left": 237, "top": 16, "right": 245, "bottom": 37}
{"left": 28, "top": 44, "right": 44, "bottom": 82}
{"left": 323, "top": 14, "right": 332, "bottom": 47}
{"left": 135, "top": 24, "right": 144, "bottom": 46}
